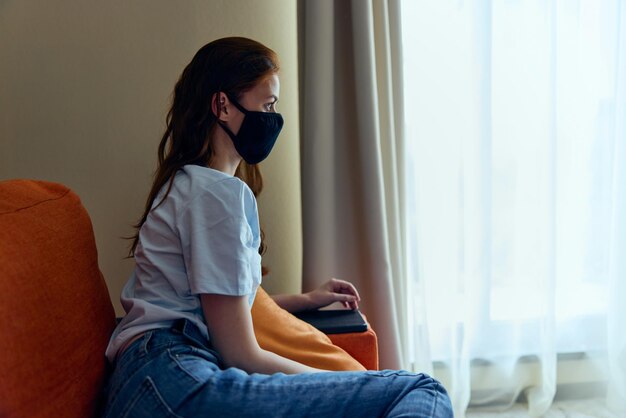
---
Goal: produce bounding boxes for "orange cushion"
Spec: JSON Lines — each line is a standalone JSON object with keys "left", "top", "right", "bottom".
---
{"left": 0, "top": 180, "right": 116, "bottom": 418}
{"left": 252, "top": 287, "right": 366, "bottom": 371}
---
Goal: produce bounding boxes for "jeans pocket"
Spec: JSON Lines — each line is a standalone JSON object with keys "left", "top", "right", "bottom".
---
{"left": 168, "top": 344, "right": 221, "bottom": 384}
{"left": 119, "top": 376, "right": 181, "bottom": 418}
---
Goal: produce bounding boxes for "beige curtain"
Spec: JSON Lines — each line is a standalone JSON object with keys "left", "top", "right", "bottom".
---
{"left": 299, "top": 0, "right": 407, "bottom": 369}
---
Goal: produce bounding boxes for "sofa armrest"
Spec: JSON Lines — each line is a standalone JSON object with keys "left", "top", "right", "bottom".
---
{"left": 293, "top": 309, "right": 379, "bottom": 370}
{"left": 327, "top": 326, "right": 379, "bottom": 371}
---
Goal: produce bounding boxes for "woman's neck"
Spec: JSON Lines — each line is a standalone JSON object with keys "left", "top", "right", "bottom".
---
{"left": 208, "top": 158, "right": 240, "bottom": 176}
{"left": 208, "top": 130, "right": 242, "bottom": 176}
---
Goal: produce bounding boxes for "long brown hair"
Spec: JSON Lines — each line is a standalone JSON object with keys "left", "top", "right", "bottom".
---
{"left": 129, "top": 37, "right": 279, "bottom": 258}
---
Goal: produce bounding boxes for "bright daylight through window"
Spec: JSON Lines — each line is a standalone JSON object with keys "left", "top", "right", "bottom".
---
{"left": 400, "top": 0, "right": 625, "bottom": 412}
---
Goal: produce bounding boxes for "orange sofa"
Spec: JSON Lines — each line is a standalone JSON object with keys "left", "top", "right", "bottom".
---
{"left": 0, "top": 179, "right": 378, "bottom": 418}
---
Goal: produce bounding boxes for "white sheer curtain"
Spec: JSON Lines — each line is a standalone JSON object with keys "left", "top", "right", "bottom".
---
{"left": 401, "top": 1, "right": 626, "bottom": 416}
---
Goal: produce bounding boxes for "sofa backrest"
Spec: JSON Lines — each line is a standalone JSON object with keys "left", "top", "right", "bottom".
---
{"left": 0, "top": 179, "right": 116, "bottom": 418}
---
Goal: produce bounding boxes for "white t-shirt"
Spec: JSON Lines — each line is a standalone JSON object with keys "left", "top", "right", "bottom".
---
{"left": 105, "top": 165, "right": 262, "bottom": 363}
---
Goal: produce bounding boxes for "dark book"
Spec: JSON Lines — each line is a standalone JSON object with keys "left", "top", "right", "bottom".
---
{"left": 294, "top": 309, "right": 368, "bottom": 334}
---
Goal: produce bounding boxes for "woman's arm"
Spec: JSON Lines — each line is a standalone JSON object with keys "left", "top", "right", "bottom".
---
{"left": 200, "top": 293, "right": 323, "bottom": 374}
{"left": 271, "top": 278, "right": 361, "bottom": 313}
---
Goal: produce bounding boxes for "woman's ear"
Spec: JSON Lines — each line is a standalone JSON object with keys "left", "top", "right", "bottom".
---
{"left": 211, "top": 92, "right": 229, "bottom": 121}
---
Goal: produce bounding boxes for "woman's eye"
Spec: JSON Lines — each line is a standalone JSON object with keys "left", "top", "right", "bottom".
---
{"left": 265, "top": 102, "right": 277, "bottom": 112}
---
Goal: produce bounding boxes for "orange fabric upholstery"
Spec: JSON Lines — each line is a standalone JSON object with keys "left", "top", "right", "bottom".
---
{"left": 327, "top": 318, "right": 379, "bottom": 371}
{"left": 0, "top": 180, "right": 116, "bottom": 418}
{"left": 252, "top": 287, "right": 379, "bottom": 371}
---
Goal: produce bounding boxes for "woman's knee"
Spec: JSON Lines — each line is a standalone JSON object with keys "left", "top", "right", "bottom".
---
{"left": 409, "top": 377, "right": 453, "bottom": 418}
{"left": 383, "top": 372, "right": 453, "bottom": 417}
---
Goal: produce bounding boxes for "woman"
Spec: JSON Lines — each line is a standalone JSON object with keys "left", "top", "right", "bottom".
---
{"left": 103, "top": 37, "right": 452, "bottom": 417}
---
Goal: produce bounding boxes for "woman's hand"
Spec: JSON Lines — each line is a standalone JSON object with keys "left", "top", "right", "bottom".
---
{"left": 305, "top": 278, "right": 361, "bottom": 310}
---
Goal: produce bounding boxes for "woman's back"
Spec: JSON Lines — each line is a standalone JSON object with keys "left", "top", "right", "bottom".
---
{"left": 106, "top": 164, "right": 261, "bottom": 363}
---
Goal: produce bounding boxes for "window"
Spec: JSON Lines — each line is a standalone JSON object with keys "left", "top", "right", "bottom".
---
{"left": 400, "top": 0, "right": 624, "bottom": 408}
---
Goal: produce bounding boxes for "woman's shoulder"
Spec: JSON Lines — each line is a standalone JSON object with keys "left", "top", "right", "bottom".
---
{"left": 175, "top": 165, "right": 256, "bottom": 215}
{"left": 176, "top": 164, "right": 239, "bottom": 190}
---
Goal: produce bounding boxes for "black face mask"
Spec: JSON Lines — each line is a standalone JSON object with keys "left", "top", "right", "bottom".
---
{"left": 217, "top": 93, "right": 284, "bottom": 164}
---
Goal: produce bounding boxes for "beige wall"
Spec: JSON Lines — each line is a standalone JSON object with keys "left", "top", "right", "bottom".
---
{"left": 0, "top": 0, "right": 303, "bottom": 315}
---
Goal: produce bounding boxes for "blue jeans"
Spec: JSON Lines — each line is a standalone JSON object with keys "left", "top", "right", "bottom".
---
{"left": 103, "top": 319, "right": 452, "bottom": 418}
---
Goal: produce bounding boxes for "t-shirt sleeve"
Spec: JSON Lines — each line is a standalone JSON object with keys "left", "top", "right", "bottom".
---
{"left": 177, "top": 183, "right": 262, "bottom": 297}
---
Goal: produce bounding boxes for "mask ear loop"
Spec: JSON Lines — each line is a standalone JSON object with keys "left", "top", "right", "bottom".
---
{"left": 216, "top": 91, "right": 240, "bottom": 142}
{"left": 223, "top": 92, "right": 249, "bottom": 114}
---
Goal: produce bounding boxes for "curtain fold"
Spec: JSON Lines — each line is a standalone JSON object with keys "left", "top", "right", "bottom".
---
{"left": 299, "top": 0, "right": 407, "bottom": 369}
